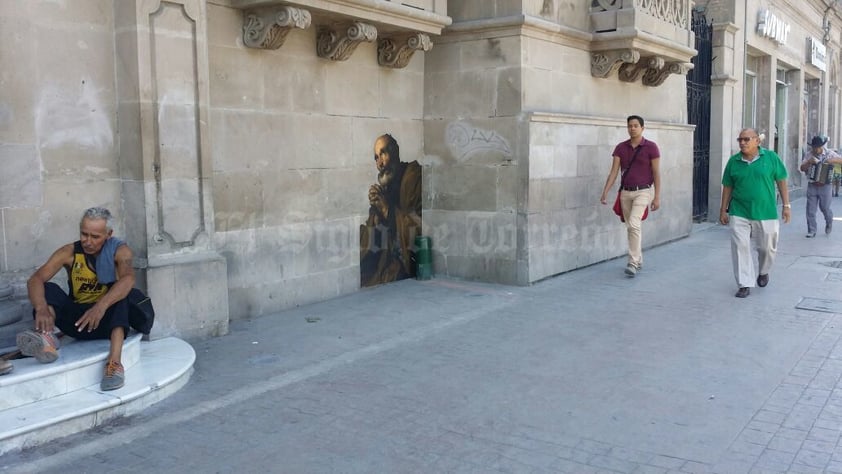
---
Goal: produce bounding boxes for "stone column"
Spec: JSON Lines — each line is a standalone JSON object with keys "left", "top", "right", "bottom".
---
{"left": 114, "top": 0, "right": 229, "bottom": 339}
{"left": 708, "top": 22, "right": 739, "bottom": 221}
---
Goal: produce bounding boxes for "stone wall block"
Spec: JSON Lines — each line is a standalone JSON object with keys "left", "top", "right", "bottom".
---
{"left": 423, "top": 209, "right": 468, "bottom": 260}
{"left": 529, "top": 144, "right": 555, "bottom": 179}
{"left": 528, "top": 178, "right": 567, "bottom": 212}
{"left": 0, "top": 17, "right": 36, "bottom": 143}
{"left": 495, "top": 67, "right": 522, "bottom": 117}
{"left": 0, "top": 144, "right": 40, "bottom": 208}
{"left": 121, "top": 179, "right": 147, "bottom": 260}
{"left": 430, "top": 165, "right": 498, "bottom": 211}
{"left": 324, "top": 48, "right": 380, "bottom": 116}
{"left": 324, "top": 167, "right": 371, "bottom": 220}
{"left": 147, "top": 253, "right": 229, "bottom": 339}
{"left": 425, "top": 70, "right": 496, "bottom": 118}
{"left": 30, "top": 0, "right": 113, "bottom": 26}
{"left": 423, "top": 42, "right": 460, "bottom": 73}
{"left": 575, "top": 144, "right": 602, "bottom": 176}
{"left": 288, "top": 114, "right": 354, "bottom": 169}
{"left": 262, "top": 168, "right": 326, "bottom": 226}
{"left": 264, "top": 56, "right": 328, "bottom": 113}
{"left": 208, "top": 45, "right": 265, "bottom": 109}
{"left": 465, "top": 211, "right": 517, "bottom": 259}
{"left": 213, "top": 110, "right": 288, "bottom": 173}
{"left": 117, "top": 101, "right": 144, "bottom": 180}
{"left": 381, "top": 70, "right": 425, "bottom": 118}
{"left": 212, "top": 171, "right": 264, "bottom": 232}
{"left": 523, "top": 67, "right": 555, "bottom": 111}
{"left": 496, "top": 163, "right": 520, "bottom": 212}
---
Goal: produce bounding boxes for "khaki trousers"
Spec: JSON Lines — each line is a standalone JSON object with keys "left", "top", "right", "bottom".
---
{"left": 729, "top": 215, "right": 779, "bottom": 288}
{"left": 620, "top": 187, "right": 653, "bottom": 269}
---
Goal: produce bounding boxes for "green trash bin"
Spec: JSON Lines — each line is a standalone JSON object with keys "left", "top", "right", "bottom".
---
{"left": 414, "top": 235, "right": 432, "bottom": 280}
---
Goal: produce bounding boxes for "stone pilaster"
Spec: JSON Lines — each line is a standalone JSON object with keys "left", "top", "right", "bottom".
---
{"left": 114, "top": 0, "right": 228, "bottom": 339}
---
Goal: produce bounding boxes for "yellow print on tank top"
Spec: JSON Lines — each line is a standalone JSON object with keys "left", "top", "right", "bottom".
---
{"left": 70, "top": 253, "right": 107, "bottom": 304}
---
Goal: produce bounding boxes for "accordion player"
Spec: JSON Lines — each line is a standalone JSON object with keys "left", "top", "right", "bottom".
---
{"left": 808, "top": 161, "right": 833, "bottom": 184}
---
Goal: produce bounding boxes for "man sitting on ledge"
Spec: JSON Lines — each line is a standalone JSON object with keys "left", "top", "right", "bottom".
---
{"left": 20, "top": 206, "right": 135, "bottom": 391}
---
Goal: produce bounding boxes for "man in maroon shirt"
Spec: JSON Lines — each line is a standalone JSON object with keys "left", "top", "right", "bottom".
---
{"left": 600, "top": 115, "right": 661, "bottom": 277}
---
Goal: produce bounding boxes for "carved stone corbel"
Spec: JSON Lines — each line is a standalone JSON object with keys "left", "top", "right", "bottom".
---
{"left": 619, "top": 56, "right": 664, "bottom": 83}
{"left": 642, "top": 61, "right": 694, "bottom": 87}
{"left": 317, "top": 22, "right": 378, "bottom": 61}
{"left": 243, "top": 6, "right": 312, "bottom": 50}
{"left": 591, "top": 49, "right": 640, "bottom": 78}
{"left": 378, "top": 33, "right": 433, "bottom": 69}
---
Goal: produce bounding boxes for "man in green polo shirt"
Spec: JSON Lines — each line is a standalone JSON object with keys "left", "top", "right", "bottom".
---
{"left": 719, "top": 128, "right": 791, "bottom": 298}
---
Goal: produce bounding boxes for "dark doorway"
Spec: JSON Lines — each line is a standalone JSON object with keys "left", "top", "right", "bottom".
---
{"left": 687, "top": 9, "right": 713, "bottom": 221}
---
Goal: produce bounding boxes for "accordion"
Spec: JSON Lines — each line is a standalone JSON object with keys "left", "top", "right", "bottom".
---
{"left": 808, "top": 162, "right": 833, "bottom": 184}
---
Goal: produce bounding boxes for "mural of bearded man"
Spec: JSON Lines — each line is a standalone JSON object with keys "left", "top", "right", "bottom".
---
{"left": 360, "top": 134, "right": 422, "bottom": 287}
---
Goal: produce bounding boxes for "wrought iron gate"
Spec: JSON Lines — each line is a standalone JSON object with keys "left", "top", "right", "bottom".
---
{"left": 686, "top": 10, "right": 713, "bottom": 221}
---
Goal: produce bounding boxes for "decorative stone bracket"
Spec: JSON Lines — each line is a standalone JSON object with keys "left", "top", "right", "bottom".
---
{"left": 378, "top": 33, "right": 432, "bottom": 69}
{"left": 243, "top": 6, "right": 312, "bottom": 50}
{"left": 591, "top": 49, "right": 640, "bottom": 78}
{"left": 317, "top": 22, "right": 378, "bottom": 61}
{"left": 641, "top": 60, "right": 693, "bottom": 86}
{"left": 592, "top": 50, "right": 693, "bottom": 86}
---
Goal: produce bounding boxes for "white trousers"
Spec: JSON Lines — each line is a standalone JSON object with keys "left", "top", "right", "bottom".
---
{"left": 729, "top": 216, "right": 779, "bottom": 288}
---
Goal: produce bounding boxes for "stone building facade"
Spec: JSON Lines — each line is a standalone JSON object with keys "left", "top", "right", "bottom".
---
{"left": 1, "top": 0, "right": 699, "bottom": 339}
{"left": 702, "top": 0, "right": 842, "bottom": 214}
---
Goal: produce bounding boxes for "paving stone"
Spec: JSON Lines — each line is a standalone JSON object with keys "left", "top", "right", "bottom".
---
{"left": 800, "top": 438, "right": 836, "bottom": 454}
{"left": 793, "top": 449, "right": 832, "bottom": 468}
{"left": 766, "top": 434, "right": 803, "bottom": 454}
{"left": 754, "top": 448, "right": 796, "bottom": 469}
{"left": 648, "top": 455, "right": 688, "bottom": 469}
{"left": 807, "top": 426, "right": 840, "bottom": 443}
{"left": 752, "top": 410, "right": 787, "bottom": 425}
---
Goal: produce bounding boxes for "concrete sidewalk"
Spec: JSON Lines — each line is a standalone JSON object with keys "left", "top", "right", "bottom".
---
{"left": 4, "top": 197, "right": 842, "bottom": 474}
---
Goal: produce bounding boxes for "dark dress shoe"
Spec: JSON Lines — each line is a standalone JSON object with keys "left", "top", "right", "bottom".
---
{"left": 735, "top": 287, "right": 750, "bottom": 298}
{"left": 757, "top": 274, "right": 769, "bottom": 287}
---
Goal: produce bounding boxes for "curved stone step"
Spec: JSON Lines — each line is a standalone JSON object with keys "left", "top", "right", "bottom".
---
{"left": 0, "top": 336, "right": 195, "bottom": 455}
{"left": 0, "top": 334, "right": 143, "bottom": 411}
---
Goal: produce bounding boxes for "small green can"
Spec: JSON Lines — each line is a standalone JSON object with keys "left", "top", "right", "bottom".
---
{"left": 414, "top": 235, "right": 432, "bottom": 280}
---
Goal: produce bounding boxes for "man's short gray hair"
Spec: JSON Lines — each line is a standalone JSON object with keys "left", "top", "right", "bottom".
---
{"left": 81, "top": 207, "right": 113, "bottom": 231}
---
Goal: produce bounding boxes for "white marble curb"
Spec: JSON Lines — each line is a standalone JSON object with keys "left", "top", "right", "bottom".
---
{"left": 0, "top": 336, "right": 195, "bottom": 455}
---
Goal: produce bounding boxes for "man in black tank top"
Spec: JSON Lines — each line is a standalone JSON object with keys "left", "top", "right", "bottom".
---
{"left": 23, "top": 207, "right": 135, "bottom": 391}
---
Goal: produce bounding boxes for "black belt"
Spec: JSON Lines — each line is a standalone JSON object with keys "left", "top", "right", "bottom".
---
{"left": 622, "top": 184, "right": 652, "bottom": 191}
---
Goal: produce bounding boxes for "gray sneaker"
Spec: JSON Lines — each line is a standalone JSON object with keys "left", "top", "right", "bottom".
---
{"left": 624, "top": 264, "right": 637, "bottom": 277}
{"left": 0, "top": 359, "right": 12, "bottom": 376}
{"left": 16, "top": 330, "right": 60, "bottom": 363}
{"left": 101, "top": 360, "right": 125, "bottom": 391}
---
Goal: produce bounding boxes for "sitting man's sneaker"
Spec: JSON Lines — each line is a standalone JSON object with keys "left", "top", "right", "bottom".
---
{"left": 757, "top": 274, "right": 769, "bottom": 288}
{"left": 0, "top": 359, "right": 12, "bottom": 376}
{"left": 16, "top": 330, "right": 60, "bottom": 363}
{"left": 806, "top": 232, "right": 817, "bottom": 238}
{"left": 624, "top": 264, "right": 637, "bottom": 277}
{"left": 735, "top": 287, "right": 750, "bottom": 298}
{"left": 101, "top": 360, "right": 125, "bottom": 391}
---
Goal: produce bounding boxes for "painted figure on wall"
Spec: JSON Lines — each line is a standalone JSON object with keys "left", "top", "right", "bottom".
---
{"left": 360, "top": 134, "right": 422, "bottom": 287}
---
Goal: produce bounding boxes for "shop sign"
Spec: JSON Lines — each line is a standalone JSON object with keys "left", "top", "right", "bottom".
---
{"left": 757, "top": 9, "right": 790, "bottom": 45}
{"left": 809, "top": 37, "right": 827, "bottom": 72}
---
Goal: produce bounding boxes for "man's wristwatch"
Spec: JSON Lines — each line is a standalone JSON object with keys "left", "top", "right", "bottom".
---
{"left": 783, "top": 204, "right": 791, "bottom": 208}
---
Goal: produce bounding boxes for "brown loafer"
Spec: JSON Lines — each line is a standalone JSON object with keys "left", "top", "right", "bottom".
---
{"left": 735, "top": 287, "right": 750, "bottom": 298}
{"left": 757, "top": 274, "right": 769, "bottom": 287}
